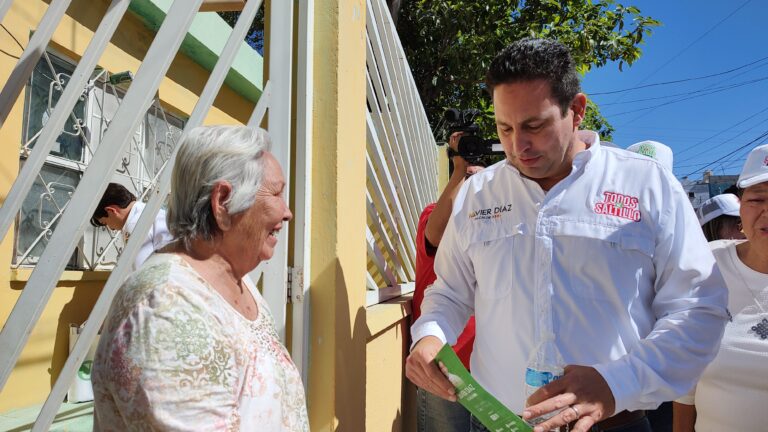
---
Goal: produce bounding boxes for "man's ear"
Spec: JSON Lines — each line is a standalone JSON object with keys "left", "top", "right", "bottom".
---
{"left": 210, "top": 181, "right": 233, "bottom": 231}
{"left": 104, "top": 205, "right": 121, "bottom": 217}
{"left": 571, "top": 93, "right": 588, "bottom": 129}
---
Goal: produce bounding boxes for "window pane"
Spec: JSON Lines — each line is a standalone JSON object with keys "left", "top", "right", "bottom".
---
{"left": 15, "top": 163, "right": 79, "bottom": 268}
{"left": 23, "top": 54, "right": 86, "bottom": 162}
{"left": 145, "top": 105, "right": 183, "bottom": 179}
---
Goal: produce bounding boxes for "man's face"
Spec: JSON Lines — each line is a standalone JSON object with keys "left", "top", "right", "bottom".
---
{"left": 492, "top": 79, "right": 585, "bottom": 190}
{"left": 97, "top": 207, "right": 127, "bottom": 231}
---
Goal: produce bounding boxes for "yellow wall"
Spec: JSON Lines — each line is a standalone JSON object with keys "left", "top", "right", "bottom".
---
{"left": 0, "top": 0, "right": 253, "bottom": 411}
{"left": 365, "top": 298, "right": 417, "bottom": 432}
{"left": 2, "top": 0, "right": 429, "bottom": 428}
{"left": 307, "top": 1, "right": 421, "bottom": 430}
{"left": 307, "top": 0, "right": 368, "bottom": 430}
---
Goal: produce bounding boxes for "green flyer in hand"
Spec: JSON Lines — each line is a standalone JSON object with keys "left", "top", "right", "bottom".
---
{"left": 434, "top": 343, "right": 532, "bottom": 432}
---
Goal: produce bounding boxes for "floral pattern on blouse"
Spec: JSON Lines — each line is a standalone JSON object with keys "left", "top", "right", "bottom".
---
{"left": 92, "top": 253, "right": 309, "bottom": 431}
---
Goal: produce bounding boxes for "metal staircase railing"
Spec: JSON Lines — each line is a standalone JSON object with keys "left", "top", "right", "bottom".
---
{"left": 0, "top": 0, "right": 312, "bottom": 428}
{"left": 365, "top": 0, "right": 438, "bottom": 305}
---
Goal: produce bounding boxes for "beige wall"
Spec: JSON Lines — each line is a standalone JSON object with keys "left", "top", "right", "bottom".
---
{"left": 0, "top": 0, "right": 251, "bottom": 411}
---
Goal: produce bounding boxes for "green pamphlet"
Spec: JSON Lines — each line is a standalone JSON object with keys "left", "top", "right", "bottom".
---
{"left": 434, "top": 343, "right": 532, "bottom": 432}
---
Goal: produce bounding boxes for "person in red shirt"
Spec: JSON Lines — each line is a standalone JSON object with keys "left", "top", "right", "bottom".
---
{"left": 414, "top": 131, "right": 485, "bottom": 432}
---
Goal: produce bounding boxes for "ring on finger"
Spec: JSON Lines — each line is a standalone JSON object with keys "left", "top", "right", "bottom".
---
{"left": 570, "top": 405, "right": 580, "bottom": 418}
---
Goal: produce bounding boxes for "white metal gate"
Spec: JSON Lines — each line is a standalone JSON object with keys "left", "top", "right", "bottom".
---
{"left": 0, "top": 0, "right": 313, "bottom": 428}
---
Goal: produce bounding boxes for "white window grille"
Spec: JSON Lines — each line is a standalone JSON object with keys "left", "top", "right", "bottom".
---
{"left": 14, "top": 50, "right": 184, "bottom": 271}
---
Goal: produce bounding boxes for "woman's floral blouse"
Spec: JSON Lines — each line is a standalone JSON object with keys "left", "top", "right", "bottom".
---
{"left": 92, "top": 253, "right": 309, "bottom": 431}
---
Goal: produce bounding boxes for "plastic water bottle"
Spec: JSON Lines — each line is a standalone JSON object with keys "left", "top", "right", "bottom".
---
{"left": 524, "top": 337, "right": 565, "bottom": 429}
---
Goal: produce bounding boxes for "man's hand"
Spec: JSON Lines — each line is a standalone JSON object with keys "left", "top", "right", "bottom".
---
{"left": 405, "top": 336, "right": 456, "bottom": 401}
{"left": 448, "top": 131, "right": 468, "bottom": 171}
{"left": 522, "top": 365, "right": 615, "bottom": 432}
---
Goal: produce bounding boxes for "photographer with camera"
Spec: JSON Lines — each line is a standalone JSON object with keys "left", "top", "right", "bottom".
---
{"left": 406, "top": 38, "right": 728, "bottom": 432}
{"left": 414, "top": 130, "right": 484, "bottom": 432}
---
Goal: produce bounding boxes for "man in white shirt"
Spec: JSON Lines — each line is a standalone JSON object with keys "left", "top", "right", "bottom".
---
{"left": 90, "top": 183, "right": 173, "bottom": 271}
{"left": 405, "top": 38, "right": 728, "bottom": 432}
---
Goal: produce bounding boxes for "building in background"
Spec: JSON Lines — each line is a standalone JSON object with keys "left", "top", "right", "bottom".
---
{"left": 681, "top": 170, "right": 739, "bottom": 209}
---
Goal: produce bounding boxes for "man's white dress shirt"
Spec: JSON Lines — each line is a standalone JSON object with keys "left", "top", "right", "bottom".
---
{"left": 122, "top": 201, "right": 173, "bottom": 271}
{"left": 412, "top": 131, "right": 728, "bottom": 414}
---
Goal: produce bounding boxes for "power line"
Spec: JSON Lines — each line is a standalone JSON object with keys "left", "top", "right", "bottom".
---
{"left": 1, "top": 23, "right": 24, "bottom": 50}
{"left": 674, "top": 105, "right": 768, "bottom": 161}
{"left": 0, "top": 23, "right": 23, "bottom": 59}
{"left": 611, "top": 0, "right": 754, "bottom": 106}
{"left": 675, "top": 157, "right": 747, "bottom": 170}
{"left": 590, "top": 54, "right": 768, "bottom": 96}
{"left": 602, "top": 76, "right": 768, "bottom": 117}
{"left": 617, "top": 61, "right": 768, "bottom": 126}
{"left": 597, "top": 74, "right": 768, "bottom": 106}
{"left": 683, "top": 128, "right": 768, "bottom": 178}
{"left": 713, "top": 147, "right": 753, "bottom": 173}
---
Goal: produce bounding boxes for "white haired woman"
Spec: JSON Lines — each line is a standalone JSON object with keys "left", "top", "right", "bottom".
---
{"left": 92, "top": 126, "right": 309, "bottom": 431}
{"left": 673, "top": 144, "right": 768, "bottom": 431}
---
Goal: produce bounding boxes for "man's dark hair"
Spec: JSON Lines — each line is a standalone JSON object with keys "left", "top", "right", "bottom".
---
{"left": 485, "top": 38, "right": 581, "bottom": 116}
{"left": 90, "top": 183, "right": 136, "bottom": 227}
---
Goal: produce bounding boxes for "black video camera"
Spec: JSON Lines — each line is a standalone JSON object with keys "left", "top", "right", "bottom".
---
{"left": 443, "top": 108, "right": 503, "bottom": 164}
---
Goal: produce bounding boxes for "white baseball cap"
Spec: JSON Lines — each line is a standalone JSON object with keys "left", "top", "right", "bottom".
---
{"left": 737, "top": 143, "right": 768, "bottom": 188}
{"left": 696, "top": 193, "right": 740, "bottom": 226}
{"left": 627, "top": 140, "right": 673, "bottom": 172}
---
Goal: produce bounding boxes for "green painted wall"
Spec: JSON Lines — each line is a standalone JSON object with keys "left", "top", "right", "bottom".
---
{"left": 128, "top": 0, "right": 263, "bottom": 103}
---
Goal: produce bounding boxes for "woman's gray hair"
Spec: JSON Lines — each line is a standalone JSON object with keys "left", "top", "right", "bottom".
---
{"left": 167, "top": 125, "right": 272, "bottom": 250}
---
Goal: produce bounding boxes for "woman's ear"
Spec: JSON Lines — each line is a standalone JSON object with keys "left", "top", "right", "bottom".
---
{"left": 211, "top": 181, "right": 233, "bottom": 231}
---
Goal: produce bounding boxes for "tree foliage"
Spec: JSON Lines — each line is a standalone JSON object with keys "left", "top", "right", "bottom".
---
{"left": 218, "top": 10, "right": 265, "bottom": 54}
{"left": 396, "top": 0, "right": 660, "bottom": 141}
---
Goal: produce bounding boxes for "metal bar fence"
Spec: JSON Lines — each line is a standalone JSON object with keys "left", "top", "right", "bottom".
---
{"left": 366, "top": 0, "right": 438, "bottom": 305}
{"left": 31, "top": 0, "right": 266, "bottom": 428}
{"left": 246, "top": 0, "right": 294, "bottom": 342}
{"left": 368, "top": 0, "right": 431, "bottom": 206}
{"left": 291, "top": 0, "right": 314, "bottom": 385}
{"left": 0, "top": 0, "right": 205, "bottom": 392}
{"left": 364, "top": 0, "right": 438, "bottom": 305}
{"left": 0, "top": 0, "right": 72, "bottom": 130}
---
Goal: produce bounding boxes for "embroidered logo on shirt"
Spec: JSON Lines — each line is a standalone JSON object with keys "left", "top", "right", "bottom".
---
{"left": 763, "top": 156, "right": 768, "bottom": 166}
{"left": 468, "top": 204, "right": 512, "bottom": 221}
{"left": 635, "top": 143, "right": 657, "bottom": 160}
{"left": 594, "top": 191, "right": 641, "bottom": 222}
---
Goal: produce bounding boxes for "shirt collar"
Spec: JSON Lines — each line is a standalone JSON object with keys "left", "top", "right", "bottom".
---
{"left": 502, "top": 129, "right": 601, "bottom": 175}
{"left": 122, "top": 201, "right": 144, "bottom": 235}
{"left": 572, "top": 130, "right": 600, "bottom": 170}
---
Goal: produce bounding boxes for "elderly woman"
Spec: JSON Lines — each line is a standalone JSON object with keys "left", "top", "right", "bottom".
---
{"left": 92, "top": 126, "right": 309, "bottom": 431}
{"left": 673, "top": 144, "right": 768, "bottom": 431}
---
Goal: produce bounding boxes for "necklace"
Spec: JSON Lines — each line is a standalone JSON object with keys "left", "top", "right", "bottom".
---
{"left": 732, "top": 245, "right": 768, "bottom": 340}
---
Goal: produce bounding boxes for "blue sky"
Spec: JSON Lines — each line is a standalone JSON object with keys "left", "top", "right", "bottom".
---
{"left": 582, "top": 0, "right": 767, "bottom": 180}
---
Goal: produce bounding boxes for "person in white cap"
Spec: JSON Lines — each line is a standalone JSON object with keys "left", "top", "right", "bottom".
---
{"left": 674, "top": 143, "right": 768, "bottom": 431}
{"left": 696, "top": 193, "right": 745, "bottom": 242}
{"left": 627, "top": 140, "right": 674, "bottom": 172}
